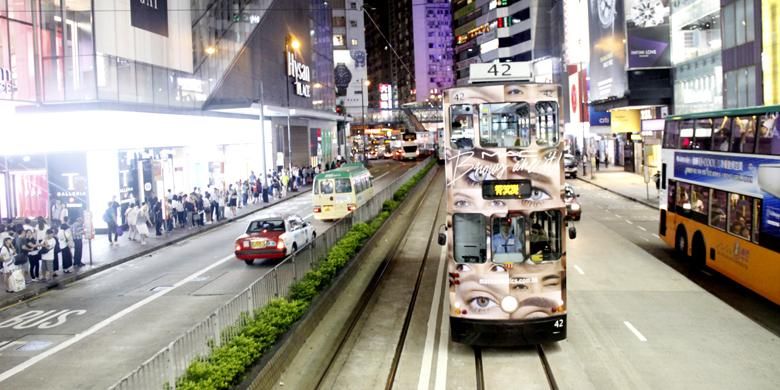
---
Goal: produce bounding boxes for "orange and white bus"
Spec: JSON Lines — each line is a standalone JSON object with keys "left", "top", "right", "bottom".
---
{"left": 658, "top": 105, "right": 780, "bottom": 304}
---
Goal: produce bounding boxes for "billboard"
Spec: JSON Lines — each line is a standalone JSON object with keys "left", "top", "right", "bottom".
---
{"left": 588, "top": 0, "right": 627, "bottom": 102}
{"left": 568, "top": 72, "right": 582, "bottom": 123}
{"left": 626, "top": 0, "right": 671, "bottom": 69}
{"left": 130, "top": 0, "right": 169, "bottom": 37}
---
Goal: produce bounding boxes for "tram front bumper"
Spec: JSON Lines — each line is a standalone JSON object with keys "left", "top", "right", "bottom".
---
{"left": 450, "top": 315, "right": 567, "bottom": 347}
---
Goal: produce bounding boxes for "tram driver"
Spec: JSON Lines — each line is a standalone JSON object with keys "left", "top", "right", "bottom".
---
{"left": 492, "top": 218, "right": 522, "bottom": 254}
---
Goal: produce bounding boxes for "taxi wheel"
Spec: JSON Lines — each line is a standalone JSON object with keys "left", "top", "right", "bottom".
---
{"left": 244, "top": 260, "right": 254, "bottom": 266}
{"left": 292, "top": 243, "right": 298, "bottom": 253}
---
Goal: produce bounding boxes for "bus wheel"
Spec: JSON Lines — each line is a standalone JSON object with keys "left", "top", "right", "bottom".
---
{"left": 692, "top": 233, "right": 707, "bottom": 268}
{"left": 675, "top": 226, "right": 688, "bottom": 259}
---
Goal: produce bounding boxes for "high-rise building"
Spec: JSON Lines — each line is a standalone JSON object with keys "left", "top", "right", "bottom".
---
{"left": 412, "top": 0, "right": 455, "bottom": 103}
{"left": 451, "top": 0, "right": 564, "bottom": 85}
{"left": 719, "top": 0, "right": 764, "bottom": 108}
{"left": 388, "top": 0, "right": 417, "bottom": 104}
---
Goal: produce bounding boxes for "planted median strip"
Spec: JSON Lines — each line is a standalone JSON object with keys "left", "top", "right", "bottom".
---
{"left": 174, "top": 160, "right": 436, "bottom": 390}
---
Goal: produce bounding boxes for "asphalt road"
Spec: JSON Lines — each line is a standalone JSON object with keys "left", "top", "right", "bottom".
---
{"left": 0, "top": 159, "right": 415, "bottom": 390}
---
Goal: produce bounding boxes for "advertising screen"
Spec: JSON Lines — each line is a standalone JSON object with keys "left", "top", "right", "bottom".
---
{"left": 626, "top": 0, "right": 671, "bottom": 69}
{"left": 588, "top": 0, "right": 627, "bottom": 102}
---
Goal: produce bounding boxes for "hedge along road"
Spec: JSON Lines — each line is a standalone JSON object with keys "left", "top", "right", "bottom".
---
{"left": 0, "top": 160, "right": 415, "bottom": 390}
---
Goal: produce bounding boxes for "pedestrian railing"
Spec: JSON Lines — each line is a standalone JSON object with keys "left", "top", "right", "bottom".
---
{"left": 109, "top": 158, "right": 432, "bottom": 390}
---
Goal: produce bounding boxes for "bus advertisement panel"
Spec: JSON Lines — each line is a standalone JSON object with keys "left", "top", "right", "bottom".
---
{"left": 672, "top": 151, "right": 780, "bottom": 240}
{"left": 443, "top": 83, "right": 569, "bottom": 346}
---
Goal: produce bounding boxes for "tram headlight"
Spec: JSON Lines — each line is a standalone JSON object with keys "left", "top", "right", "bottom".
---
{"left": 500, "top": 296, "right": 519, "bottom": 313}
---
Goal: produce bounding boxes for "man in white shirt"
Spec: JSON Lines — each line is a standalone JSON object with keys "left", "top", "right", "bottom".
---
{"left": 41, "top": 229, "right": 56, "bottom": 281}
{"left": 492, "top": 219, "right": 521, "bottom": 254}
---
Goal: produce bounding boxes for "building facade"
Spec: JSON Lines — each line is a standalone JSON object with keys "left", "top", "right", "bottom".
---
{"left": 0, "top": 0, "right": 341, "bottom": 223}
{"left": 412, "top": 0, "right": 455, "bottom": 103}
{"left": 331, "top": 0, "right": 369, "bottom": 121}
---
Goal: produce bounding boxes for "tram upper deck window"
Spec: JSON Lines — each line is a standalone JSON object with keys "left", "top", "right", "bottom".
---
{"left": 535, "top": 102, "right": 559, "bottom": 146}
{"left": 453, "top": 213, "right": 487, "bottom": 263}
{"left": 478, "top": 103, "right": 531, "bottom": 148}
{"left": 450, "top": 105, "right": 477, "bottom": 150}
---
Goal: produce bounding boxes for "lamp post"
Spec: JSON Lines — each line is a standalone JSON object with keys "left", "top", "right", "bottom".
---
{"left": 285, "top": 35, "right": 301, "bottom": 171}
{"left": 359, "top": 79, "right": 371, "bottom": 165}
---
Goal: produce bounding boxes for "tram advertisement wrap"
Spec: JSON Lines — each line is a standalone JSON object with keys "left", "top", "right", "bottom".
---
{"left": 444, "top": 89, "right": 567, "bottom": 321}
{"left": 674, "top": 151, "right": 780, "bottom": 239}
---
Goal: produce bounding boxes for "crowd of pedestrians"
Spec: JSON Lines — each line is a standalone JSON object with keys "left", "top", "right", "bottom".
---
{"left": 0, "top": 161, "right": 349, "bottom": 294}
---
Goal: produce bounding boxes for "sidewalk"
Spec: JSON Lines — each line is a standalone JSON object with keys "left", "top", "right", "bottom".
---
{"left": 1, "top": 187, "right": 311, "bottom": 309}
{"left": 575, "top": 166, "right": 660, "bottom": 209}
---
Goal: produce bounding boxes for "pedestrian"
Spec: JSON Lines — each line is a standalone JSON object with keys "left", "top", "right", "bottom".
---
{"left": 137, "top": 202, "right": 150, "bottom": 245}
{"left": 184, "top": 196, "right": 196, "bottom": 227}
{"left": 40, "top": 229, "right": 56, "bottom": 281}
{"left": 1, "top": 237, "right": 17, "bottom": 292}
{"left": 165, "top": 199, "right": 175, "bottom": 232}
{"left": 595, "top": 153, "right": 601, "bottom": 171}
{"left": 15, "top": 230, "right": 34, "bottom": 282}
{"left": 153, "top": 198, "right": 163, "bottom": 235}
{"left": 72, "top": 217, "right": 85, "bottom": 267}
{"left": 51, "top": 199, "right": 68, "bottom": 227}
{"left": 104, "top": 202, "right": 119, "bottom": 246}
{"left": 281, "top": 172, "right": 289, "bottom": 198}
{"left": 58, "top": 222, "right": 74, "bottom": 273}
{"left": 126, "top": 204, "right": 139, "bottom": 241}
{"left": 228, "top": 188, "right": 238, "bottom": 217}
{"left": 604, "top": 154, "right": 609, "bottom": 168}
{"left": 31, "top": 219, "right": 48, "bottom": 282}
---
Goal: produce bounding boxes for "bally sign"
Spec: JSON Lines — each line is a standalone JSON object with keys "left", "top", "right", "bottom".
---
{"left": 287, "top": 51, "right": 311, "bottom": 98}
{"left": 0, "top": 66, "right": 16, "bottom": 95}
{"left": 131, "top": 0, "right": 169, "bottom": 37}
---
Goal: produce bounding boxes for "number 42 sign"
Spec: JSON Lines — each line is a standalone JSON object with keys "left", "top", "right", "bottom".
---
{"left": 469, "top": 62, "right": 533, "bottom": 83}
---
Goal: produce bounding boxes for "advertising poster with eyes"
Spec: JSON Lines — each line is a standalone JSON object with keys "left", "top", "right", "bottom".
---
{"left": 444, "top": 84, "right": 567, "bottom": 321}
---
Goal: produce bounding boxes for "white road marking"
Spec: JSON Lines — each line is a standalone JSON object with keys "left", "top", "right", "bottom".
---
{"left": 303, "top": 213, "right": 314, "bottom": 220}
{"left": 0, "top": 253, "right": 236, "bottom": 383}
{"left": 573, "top": 265, "right": 585, "bottom": 275}
{"left": 625, "top": 219, "right": 633, "bottom": 225}
{"left": 615, "top": 214, "right": 622, "bottom": 218}
{"left": 637, "top": 226, "right": 647, "bottom": 232}
{"left": 375, "top": 171, "right": 391, "bottom": 181}
{"left": 433, "top": 283, "right": 449, "bottom": 390}
{"left": 643, "top": 237, "right": 650, "bottom": 242}
{"left": 652, "top": 234, "right": 660, "bottom": 239}
{"left": 418, "top": 246, "right": 448, "bottom": 390}
{"left": 624, "top": 321, "right": 648, "bottom": 342}
{"left": 701, "top": 270, "right": 713, "bottom": 277}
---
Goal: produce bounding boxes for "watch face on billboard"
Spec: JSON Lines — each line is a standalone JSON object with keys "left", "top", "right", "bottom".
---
{"left": 131, "top": 0, "right": 169, "bottom": 37}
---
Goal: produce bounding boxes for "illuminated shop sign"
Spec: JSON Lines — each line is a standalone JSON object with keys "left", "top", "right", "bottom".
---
{"left": 457, "top": 24, "right": 490, "bottom": 45}
{"left": 379, "top": 83, "right": 393, "bottom": 109}
{"left": 287, "top": 51, "right": 311, "bottom": 98}
{"left": 0, "top": 67, "right": 17, "bottom": 95}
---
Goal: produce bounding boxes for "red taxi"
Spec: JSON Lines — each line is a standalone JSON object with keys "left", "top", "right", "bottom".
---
{"left": 234, "top": 215, "right": 316, "bottom": 265}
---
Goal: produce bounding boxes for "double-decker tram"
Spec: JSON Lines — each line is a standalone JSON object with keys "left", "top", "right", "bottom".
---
{"left": 658, "top": 105, "right": 780, "bottom": 304}
{"left": 439, "top": 81, "right": 575, "bottom": 346}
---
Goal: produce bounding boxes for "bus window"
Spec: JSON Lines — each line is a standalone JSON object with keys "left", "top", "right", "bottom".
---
{"left": 450, "top": 105, "right": 476, "bottom": 150}
{"left": 490, "top": 216, "right": 526, "bottom": 263}
{"left": 454, "top": 214, "right": 487, "bottom": 263}
{"left": 529, "top": 211, "right": 562, "bottom": 261}
{"left": 663, "top": 121, "right": 680, "bottom": 149}
{"left": 711, "top": 116, "right": 732, "bottom": 152}
{"left": 478, "top": 103, "right": 531, "bottom": 148}
{"left": 757, "top": 113, "right": 780, "bottom": 155}
{"left": 691, "top": 185, "right": 709, "bottom": 215}
{"left": 679, "top": 120, "right": 694, "bottom": 149}
{"left": 668, "top": 180, "right": 677, "bottom": 210}
{"left": 335, "top": 178, "right": 352, "bottom": 194}
{"left": 693, "top": 119, "right": 712, "bottom": 150}
{"left": 728, "top": 193, "right": 752, "bottom": 239}
{"left": 320, "top": 179, "right": 334, "bottom": 194}
{"left": 709, "top": 189, "right": 727, "bottom": 230}
{"left": 676, "top": 182, "right": 691, "bottom": 211}
{"left": 535, "top": 102, "right": 558, "bottom": 146}
{"left": 732, "top": 116, "right": 757, "bottom": 153}
{"left": 313, "top": 180, "right": 320, "bottom": 195}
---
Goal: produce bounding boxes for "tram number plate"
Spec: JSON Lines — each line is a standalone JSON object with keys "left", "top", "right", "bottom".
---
{"left": 553, "top": 319, "right": 565, "bottom": 328}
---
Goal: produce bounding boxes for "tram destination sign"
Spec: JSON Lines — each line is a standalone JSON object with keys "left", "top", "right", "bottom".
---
{"left": 482, "top": 180, "right": 532, "bottom": 199}
{"left": 469, "top": 62, "right": 532, "bottom": 83}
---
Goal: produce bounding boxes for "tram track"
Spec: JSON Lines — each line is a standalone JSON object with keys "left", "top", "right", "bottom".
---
{"left": 315, "top": 169, "right": 445, "bottom": 390}
{"left": 474, "top": 345, "right": 559, "bottom": 390}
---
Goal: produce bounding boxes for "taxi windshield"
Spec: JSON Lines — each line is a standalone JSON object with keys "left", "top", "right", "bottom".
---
{"left": 247, "top": 219, "right": 285, "bottom": 233}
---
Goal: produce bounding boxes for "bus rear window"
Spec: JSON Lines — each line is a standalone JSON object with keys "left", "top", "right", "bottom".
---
{"left": 335, "top": 178, "right": 352, "bottom": 193}
{"left": 319, "top": 179, "right": 334, "bottom": 194}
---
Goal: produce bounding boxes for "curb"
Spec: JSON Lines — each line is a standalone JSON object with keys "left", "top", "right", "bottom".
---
{"left": 576, "top": 177, "right": 658, "bottom": 210}
{"left": 0, "top": 189, "right": 312, "bottom": 310}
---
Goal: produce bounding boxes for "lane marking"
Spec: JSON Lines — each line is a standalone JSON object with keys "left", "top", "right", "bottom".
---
{"left": 433, "top": 280, "right": 449, "bottom": 390}
{"left": 375, "top": 171, "right": 391, "bottom": 181}
{"left": 303, "top": 213, "right": 314, "bottom": 220}
{"left": 418, "top": 246, "right": 448, "bottom": 390}
{"left": 573, "top": 265, "right": 585, "bottom": 275}
{"left": 624, "top": 321, "right": 648, "bottom": 342}
{"left": 642, "top": 237, "right": 650, "bottom": 242}
{"left": 637, "top": 226, "right": 647, "bottom": 232}
{"left": 652, "top": 234, "right": 660, "bottom": 239}
{"left": 615, "top": 214, "right": 622, "bottom": 218}
{"left": 625, "top": 219, "right": 633, "bottom": 225}
{"left": 0, "top": 253, "right": 236, "bottom": 383}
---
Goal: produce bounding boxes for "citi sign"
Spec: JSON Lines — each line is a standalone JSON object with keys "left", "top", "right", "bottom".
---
{"left": 287, "top": 51, "right": 311, "bottom": 98}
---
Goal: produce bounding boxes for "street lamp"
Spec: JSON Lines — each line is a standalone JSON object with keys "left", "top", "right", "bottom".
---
{"left": 359, "top": 79, "right": 371, "bottom": 165}
{"left": 285, "top": 35, "right": 301, "bottom": 171}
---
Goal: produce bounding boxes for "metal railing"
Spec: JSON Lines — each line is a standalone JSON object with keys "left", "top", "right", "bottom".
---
{"left": 110, "top": 158, "right": 432, "bottom": 390}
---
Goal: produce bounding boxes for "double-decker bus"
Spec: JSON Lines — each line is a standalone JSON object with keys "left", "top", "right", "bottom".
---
{"left": 312, "top": 163, "right": 374, "bottom": 221}
{"left": 659, "top": 106, "right": 780, "bottom": 304}
{"left": 439, "top": 82, "right": 574, "bottom": 346}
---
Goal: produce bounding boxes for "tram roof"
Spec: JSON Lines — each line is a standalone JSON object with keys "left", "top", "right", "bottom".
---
{"left": 667, "top": 104, "right": 780, "bottom": 121}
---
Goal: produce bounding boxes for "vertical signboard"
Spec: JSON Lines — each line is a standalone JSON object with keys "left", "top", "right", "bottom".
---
{"left": 130, "top": 0, "right": 169, "bottom": 37}
{"left": 626, "top": 0, "right": 671, "bottom": 69}
{"left": 764, "top": 0, "right": 780, "bottom": 105}
{"left": 588, "top": 0, "right": 627, "bottom": 102}
{"left": 568, "top": 72, "right": 581, "bottom": 123}
{"left": 47, "top": 152, "right": 89, "bottom": 219}
{"left": 379, "top": 83, "right": 393, "bottom": 109}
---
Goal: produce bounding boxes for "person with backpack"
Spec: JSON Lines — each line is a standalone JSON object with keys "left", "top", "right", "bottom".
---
{"left": 104, "top": 202, "right": 118, "bottom": 246}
